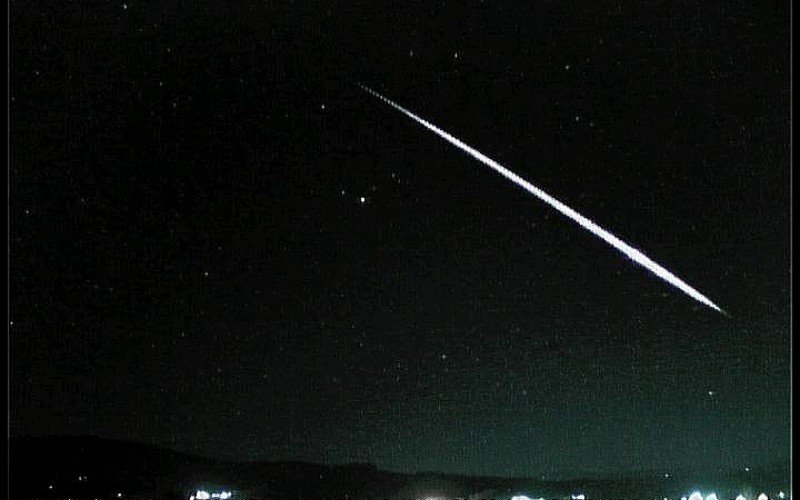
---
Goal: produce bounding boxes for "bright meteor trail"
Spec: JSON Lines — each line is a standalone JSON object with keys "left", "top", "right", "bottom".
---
{"left": 361, "top": 84, "right": 724, "bottom": 314}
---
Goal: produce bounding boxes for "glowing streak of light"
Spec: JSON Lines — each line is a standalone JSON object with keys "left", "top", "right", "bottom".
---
{"left": 360, "top": 84, "right": 725, "bottom": 314}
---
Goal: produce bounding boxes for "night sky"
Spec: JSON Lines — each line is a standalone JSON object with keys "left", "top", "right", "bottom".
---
{"left": 10, "top": 0, "right": 790, "bottom": 478}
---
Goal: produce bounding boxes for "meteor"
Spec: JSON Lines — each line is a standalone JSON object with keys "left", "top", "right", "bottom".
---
{"left": 360, "top": 84, "right": 724, "bottom": 314}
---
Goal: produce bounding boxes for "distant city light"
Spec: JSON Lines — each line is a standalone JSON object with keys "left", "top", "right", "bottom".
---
{"left": 35, "top": 471, "right": 789, "bottom": 500}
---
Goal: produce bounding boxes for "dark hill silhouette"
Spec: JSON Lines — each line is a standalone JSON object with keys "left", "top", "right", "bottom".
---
{"left": 10, "top": 436, "right": 791, "bottom": 500}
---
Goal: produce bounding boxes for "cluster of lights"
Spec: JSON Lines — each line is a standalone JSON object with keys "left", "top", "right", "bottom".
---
{"left": 511, "top": 495, "right": 579, "bottom": 500}
{"left": 506, "top": 491, "right": 788, "bottom": 500}
{"left": 38, "top": 484, "right": 790, "bottom": 500}
{"left": 680, "top": 492, "right": 786, "bottom": 500}
{"left": 189, "top": 491, "right": 232, "bottom": 500}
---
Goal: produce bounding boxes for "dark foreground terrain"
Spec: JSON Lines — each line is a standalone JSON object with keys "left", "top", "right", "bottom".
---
{"left": 10, "top": 436, "right": 791, "bottom": 500}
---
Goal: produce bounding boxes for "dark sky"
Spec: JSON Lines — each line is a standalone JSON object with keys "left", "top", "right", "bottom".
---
{"left": 10, "top": 0, "right": 790, "bottom": 478}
